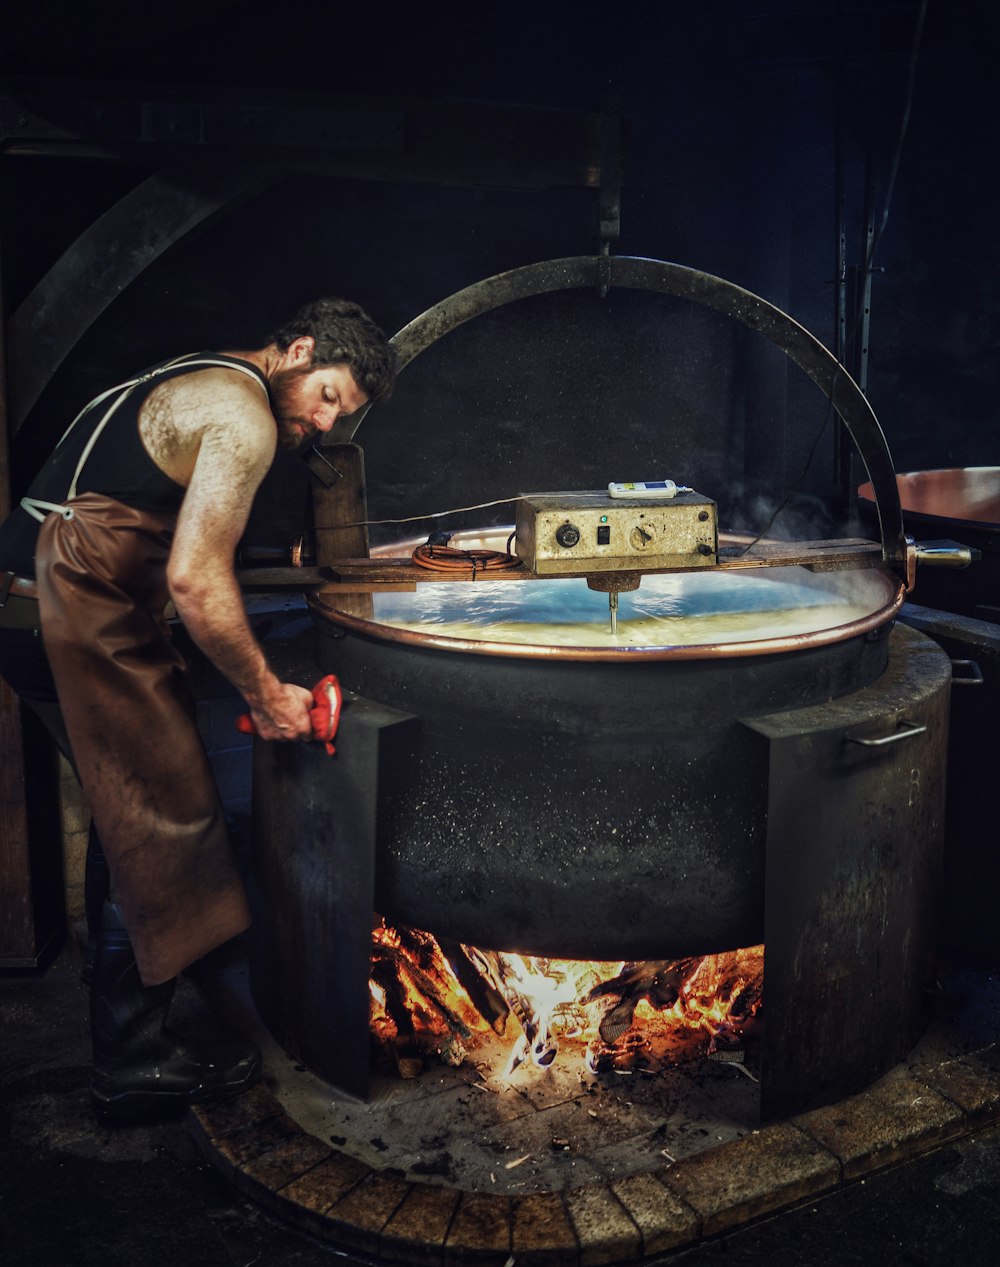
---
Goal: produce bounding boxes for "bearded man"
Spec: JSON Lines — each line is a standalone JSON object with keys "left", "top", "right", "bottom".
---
{"left": 0, "top": 297, "right": 395, "bottom": 1122}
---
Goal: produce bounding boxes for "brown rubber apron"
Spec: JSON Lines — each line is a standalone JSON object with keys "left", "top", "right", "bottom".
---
{"left": 37, "top": 493, "right": 251, "bottom": 986}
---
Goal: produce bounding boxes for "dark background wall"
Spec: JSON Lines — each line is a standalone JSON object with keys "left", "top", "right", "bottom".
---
{"left": 2, "top": 0, "right": 997, "bottom": 551}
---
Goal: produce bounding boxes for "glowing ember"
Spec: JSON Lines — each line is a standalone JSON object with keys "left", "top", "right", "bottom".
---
{"left": 369, "top": 921, "right": 763, "bottom": 1080}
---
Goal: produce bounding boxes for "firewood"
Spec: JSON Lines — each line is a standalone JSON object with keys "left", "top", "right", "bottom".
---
{"left": 439, "top": 938, "right": 511, "bottom": 1033}
{"left": 582, "top": 958, "right": 705, "bottom": 1044}
{"left": 370, "top": 957, "right": 424, "bottom": 1076}
{"left": 372, "top": 940, "right": 472, "bottom": 1042}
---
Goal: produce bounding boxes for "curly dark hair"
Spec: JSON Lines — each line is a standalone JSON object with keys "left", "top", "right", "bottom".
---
{"left": 268, "top": 297, "right": 396, "bottom": 403}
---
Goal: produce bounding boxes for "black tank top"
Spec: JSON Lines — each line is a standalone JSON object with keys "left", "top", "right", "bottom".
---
{"left": 0, "top": 352, "right": 268, "bottom": 579}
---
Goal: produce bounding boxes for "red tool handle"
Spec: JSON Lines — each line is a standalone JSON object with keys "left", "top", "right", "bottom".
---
{"left": 236, "top": 674, "right": 342, "bottom": 756}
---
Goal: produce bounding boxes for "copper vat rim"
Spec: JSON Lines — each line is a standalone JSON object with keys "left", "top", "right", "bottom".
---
{"left": 309, "top": 529, "right": 905, "bottom": 662}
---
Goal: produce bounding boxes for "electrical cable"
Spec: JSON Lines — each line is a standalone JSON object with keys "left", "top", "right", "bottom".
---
{"left": 328, "top": 3, "right": 929, "bottom": 560}
{"left": 739, "top": 0, "right": 928, "bottom": 555}
{"left": 411, "top": 543, "right": 522, "bottom": 574}
{"left": 342, "top": 495, "right": 528, "bottom": 529}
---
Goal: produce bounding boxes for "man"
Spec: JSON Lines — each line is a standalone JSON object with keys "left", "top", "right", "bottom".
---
{"left": 0, "top": 296, "right": 396, "bottom": 1123}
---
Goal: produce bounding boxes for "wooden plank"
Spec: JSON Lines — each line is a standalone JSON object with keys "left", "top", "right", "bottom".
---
{"left": 716, "top": 538, "right": 884, "bottom": 571}
{"left": 236, "top": 538, "right": 886, "bottom": 594}
{"left": 2, "top": 83, "right": 616, "bottom": 193}
{"left": 310, "top": 444, "right": 373, "bottom": 620}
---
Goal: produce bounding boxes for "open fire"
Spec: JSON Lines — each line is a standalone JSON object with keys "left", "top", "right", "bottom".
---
{"left": 369, "top": 921, "right": 763, "bottom": 1083}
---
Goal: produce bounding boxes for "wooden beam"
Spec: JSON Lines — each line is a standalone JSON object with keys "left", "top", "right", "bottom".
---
{"left": 1, "top": 80, "right": 618, "bottom": 194}
{"left": 310, "top": 444, "right": 373, "bottom": 620}
{"left": 235, "top": 538, "right": 886, "bottom": 593}
{"left": 0, "top": 224, "right": 61, "bottom": 965}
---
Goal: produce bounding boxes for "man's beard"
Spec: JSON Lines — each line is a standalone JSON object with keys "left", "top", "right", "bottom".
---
{"left": 270, "top": 366, "right": 314, "bottom": 450}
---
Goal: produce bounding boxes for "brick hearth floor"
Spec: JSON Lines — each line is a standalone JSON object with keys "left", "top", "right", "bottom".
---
{"left": 189, "top": 962, "right": 1000, "bottom": 1264}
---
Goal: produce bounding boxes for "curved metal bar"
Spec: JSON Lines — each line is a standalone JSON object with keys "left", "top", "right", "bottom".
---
{"left": 331, "top": 254, "right": 906, "bottom": 570}
{"left": 9, "top": 162, "right": 272, "bottom": 433}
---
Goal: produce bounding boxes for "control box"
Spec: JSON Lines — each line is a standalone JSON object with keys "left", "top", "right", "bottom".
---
{"left": 514, "top": 489, "right": 718, "bottom": 575}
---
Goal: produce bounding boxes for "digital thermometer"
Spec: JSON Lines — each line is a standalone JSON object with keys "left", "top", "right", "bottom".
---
{"left": 607, "top": 480, "right": 691, "bottom": 499}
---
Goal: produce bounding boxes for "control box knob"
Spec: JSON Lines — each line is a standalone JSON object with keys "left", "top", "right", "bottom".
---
{"left": 555, "top": 522, "right": 581, "bottom": 548}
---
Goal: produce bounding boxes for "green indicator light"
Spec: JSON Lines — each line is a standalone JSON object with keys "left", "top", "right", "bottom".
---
{"left": 600, "top": 515, "right": 608, "bottom": 523}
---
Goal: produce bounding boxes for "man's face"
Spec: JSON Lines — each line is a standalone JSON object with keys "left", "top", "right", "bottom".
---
{"left": 271, "top": 360, "right": 369, "bottom": 451}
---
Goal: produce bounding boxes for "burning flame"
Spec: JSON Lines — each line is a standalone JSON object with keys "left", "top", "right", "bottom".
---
{"left": 369, "top": 922, "right": 763, "bottom": 1080}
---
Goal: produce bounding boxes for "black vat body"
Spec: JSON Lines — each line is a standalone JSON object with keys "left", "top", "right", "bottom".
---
{"left": 307, "top": 616, "right": 891, "bottom": 959}
{"left": 250, "top": 622, "right": 951, "bottom": 1114}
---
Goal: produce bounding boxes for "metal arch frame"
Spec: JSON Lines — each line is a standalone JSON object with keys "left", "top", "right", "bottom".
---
{"left": 329, "top": 254, "right": 906, "bottom": 572}
{"left": 8, "top": 163, "right": 273, "bottom": 434}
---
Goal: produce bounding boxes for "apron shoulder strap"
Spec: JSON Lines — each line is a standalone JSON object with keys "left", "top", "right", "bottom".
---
{"left": 21, "top": 355, "right": 269, "bottom": 521}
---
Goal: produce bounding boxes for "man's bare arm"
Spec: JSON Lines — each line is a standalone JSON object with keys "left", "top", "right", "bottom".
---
{"left": 165, "top": 381, "right": 313, "bottom": 740}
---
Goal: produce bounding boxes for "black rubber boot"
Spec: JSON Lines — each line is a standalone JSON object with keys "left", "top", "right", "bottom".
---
{"left": 89, "top": 902, "right": 261, "bottom": 1125}
{"left": 79, "top": 822, "right": 110, "bottom": 987}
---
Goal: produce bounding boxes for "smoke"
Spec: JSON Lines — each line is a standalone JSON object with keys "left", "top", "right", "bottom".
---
{"left": 724, "top": 490, "right": 842, "bottom": 544}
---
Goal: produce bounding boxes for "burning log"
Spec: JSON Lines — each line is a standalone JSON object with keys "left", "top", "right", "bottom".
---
{"left": 465, "top": 948, "right": 559, "bottom": 1072}
{"left": 370, "top": 925, "right": 477, "bottom": 1077}
{"left": 585, "top": 1031, "right": 664, "bottom": 1076}
{"left": 370, "top": 954, "right": 424, "bottom": 1078}
{"left": 367, "top": 922, "right": 764, "bottom": 1082}
{"left": 582, "top": 958, "right": 705, "bottom": 1043}
{"left": 438, "top": 938, "right": 510, "bottom": 1034}
{"left": 372, "top": 926, "right": 474, "bottom": 1041}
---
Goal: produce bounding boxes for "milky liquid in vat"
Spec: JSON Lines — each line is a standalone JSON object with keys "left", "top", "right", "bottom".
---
{"left": 370, "top": 567, "right": 880, "bottom": 648}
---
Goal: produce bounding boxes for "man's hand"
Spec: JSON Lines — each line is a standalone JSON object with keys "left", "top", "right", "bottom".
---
{"left": 243, "top": 680, "right": 314, "bottom": 741}
{"left": 236, "top": 675, "right": 343, "bottom": 753}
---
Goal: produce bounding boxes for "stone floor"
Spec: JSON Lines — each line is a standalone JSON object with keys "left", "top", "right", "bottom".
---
{"left": 4, "top": 934, "right": 1000, "bottom": 1266}
{"left": 220, "top": 960, "right": 764, "bottom": 1196}
{"left": 188, "top": 953, "right": 1000, "bottom": 1263}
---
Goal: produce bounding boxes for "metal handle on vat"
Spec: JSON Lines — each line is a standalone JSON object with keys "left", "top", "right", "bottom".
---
{"left": 950, "top": 658, "right": 985, "bottom": 686}
{"left": 914, "top": 540, "right": 981, "bottom": 569}
{"left": 845, "top": 719, "right": 927, "bottom": 748}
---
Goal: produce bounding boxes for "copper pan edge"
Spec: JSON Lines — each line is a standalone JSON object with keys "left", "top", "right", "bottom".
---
{"left": 858, "top": 466, "right": 1000, "bottom": 529}
{"left": 308, "top": 575, "right": 905, "bottom": 663}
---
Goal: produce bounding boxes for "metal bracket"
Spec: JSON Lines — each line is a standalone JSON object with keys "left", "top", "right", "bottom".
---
{"left": 301, "top": 444, "right": 345, "bottom": 489}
